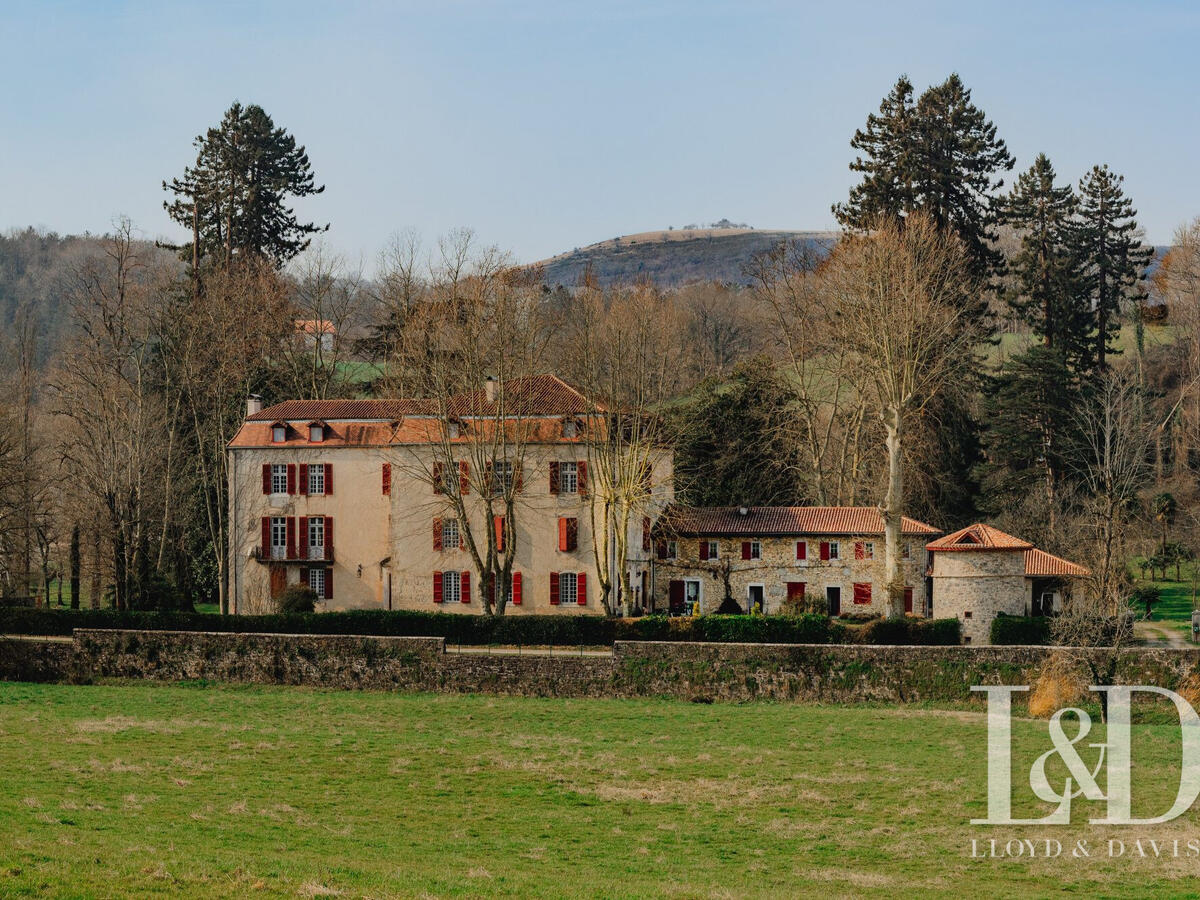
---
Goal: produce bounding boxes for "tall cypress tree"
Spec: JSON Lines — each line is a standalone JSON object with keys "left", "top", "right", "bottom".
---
{"left": 1074, "top": 165, "right": 1152, "bottom": 370}
{"left": 1002, "top": 154, "right": 1090, "bottom": 368}
{"left": 164, "top": 102, "right": 327, "bottom": 269}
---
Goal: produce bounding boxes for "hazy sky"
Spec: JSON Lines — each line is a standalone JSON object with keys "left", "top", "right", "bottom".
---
{"left": 2, "top": 1, "right": 1197, "bottom": 268}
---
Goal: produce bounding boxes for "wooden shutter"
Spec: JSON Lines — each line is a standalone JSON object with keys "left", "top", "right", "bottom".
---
{"left": 324, "top": 518, "right": 333, "bottom": 558}
{"left": 433, "top": 572, "right": 443, "bottom": 603}
{"left": 853, "top": 582, "right": 871, "bottom": 605}
{"left": 286, "top": 517, "right": 296, "bottom": 559}
{"left": 382, "top": 462, "right": 391, "bottom": 495}
{"left": 576, "top": 573, "right": 587, "bottom": 606}
{"left": 459, "top": 461, "right": 469, "bottom": 495}
{"left": 699, "top": 540, "right": 710, "bottom": 561}
{"left": 433, "top": 518, "right": 443, "bottom": 551}
{"left": 433, "top": 462, "right": 444, "bottom": 494}
{"left": 668, "top": 580, "right": 684, "bottom": 611}
{"left": 298, "top": 517, "right": 309, "bottom": 559}
{"left": 577, "top": 461, "right": 588, "bottom": 498}
{"left": 642, "top": 517, "right": 651, "bottom": 552}
{"left": 287, "top": 464, "right": 297, "bottom": 495}
{"left": 324, "top": 568, "right": 333, "bottom": 600}
{"left": 299, "top": 463, "right": 309, "bottom": 496}
{"left": 796, "top": 541, "right": 807, "bottom": 560}
{"left": 494, "top": 516, "right": 505, "bottom": 552}
{"left": 558, "top": 518, "right": 568, "bottom": 552}
{"left": 786, "top": 582, "right": 806, "bottom": 600}
{"left": 549, "top": 572, "right": 560, "bottom": 605}
{"left": 325, "top": 463, "right": 333, "bottom": 495}
{"left": 512, "top": 572, "right": 522, "bottom": 605}
{"left": 261, "top": 517, "right": 270, "bottom": 554}
{"left": 904, "top": 587, "right": 914, "bottom": 614}
{"left": 460, "top": 571, "right": 471, "bottom": 603}
{"left": 741, "top": 541, "right": 751, "bottom": 560}
{"left": 656, "top": 540, "right": 668, "bottom": 560}
{"left": 261, "top": 464, "right": 271, "bottom": 494}
{"left": 549, "top": 461, "right": 560, "bottom": 494}
{"left": 854, "top": 541, "right": 864, "bottom": 560}
{"left": 566, "top": 518, "right": 578, "bottom": 552}
{"left": 819, "top": 541, "right": 830, "bottom": 561}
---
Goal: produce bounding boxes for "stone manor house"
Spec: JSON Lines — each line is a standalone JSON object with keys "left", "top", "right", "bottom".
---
{"left": 227, "top": 374, "right": 1088, "bottom": 644}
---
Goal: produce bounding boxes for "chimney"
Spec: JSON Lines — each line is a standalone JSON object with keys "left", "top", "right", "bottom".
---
{"left": 738, "top": 506, "right": 749, "bottom": 517}
{"left": 485, "top": 376, "right": 496, "bottom": 404}
{"left": 247, "top": 394, "right": 263, "bottom": 417}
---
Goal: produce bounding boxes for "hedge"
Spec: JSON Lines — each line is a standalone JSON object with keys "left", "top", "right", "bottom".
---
{"left": 0, "top": 607, "right": 960, "bottom": 647}
{"left": 989, "top": 614, "right": 1052, "bottom": 646}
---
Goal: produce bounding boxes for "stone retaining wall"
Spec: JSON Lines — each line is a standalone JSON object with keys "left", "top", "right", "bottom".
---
{"left": 3, "top": 629, "right": 1200, "bottom": 704}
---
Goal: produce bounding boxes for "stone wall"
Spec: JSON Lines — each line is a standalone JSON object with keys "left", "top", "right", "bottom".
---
{"left": 930, "top": 549, "right": 1027, "bottom": 644}
{"left": 5, "top": 629, "right": 1200, "bottom": 705}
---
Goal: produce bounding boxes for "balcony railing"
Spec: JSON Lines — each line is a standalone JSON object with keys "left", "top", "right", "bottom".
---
{"left": 254, "top": 544, "right": 335, "bottom": 563}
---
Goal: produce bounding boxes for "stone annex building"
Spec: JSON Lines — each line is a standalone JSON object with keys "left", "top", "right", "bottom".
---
{"left": 227, "top": 374, "right": 1088, "bottom": 644}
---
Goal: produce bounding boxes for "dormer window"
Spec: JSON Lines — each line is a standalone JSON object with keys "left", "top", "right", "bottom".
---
{"left": 308, "top": 422, "right": 325, "bottom": 443}
{"left": 271, "top": 423, "right": 286, "bottom": 443}
{"left": 447, "top": 419, "right": 461, "bottom": 439}
{"left": 562, "top": 418, "right": 577, "bottom": 439}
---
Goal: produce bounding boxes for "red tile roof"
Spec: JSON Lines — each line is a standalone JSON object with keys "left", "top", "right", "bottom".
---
{"left": 925, "top": 523, "right": 1034, "bottom": 552}
{"left": 1024, "top": 548, "right": 1090, "bottom": 578}
{"left": 660, "top": 506, "right": 940, "bottom": 537}
{"left": 247, "top": 399, "right": 435, "bottom": 421}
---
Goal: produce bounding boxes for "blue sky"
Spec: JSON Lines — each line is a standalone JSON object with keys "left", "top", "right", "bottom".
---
{"left": 2, "top": 1, "right": 1197, "bottom": 267}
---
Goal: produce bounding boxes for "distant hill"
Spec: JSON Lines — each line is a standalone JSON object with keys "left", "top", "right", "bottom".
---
{"left": 533, "top": 228, "right": 837, "bottom": 288}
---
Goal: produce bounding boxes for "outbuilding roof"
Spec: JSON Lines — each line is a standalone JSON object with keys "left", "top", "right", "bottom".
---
{"left": 660, "top": 506, "right": 940, "bottom": 537}
{"left": 925, "top": 523, "right": 1034, "bottom": 552}
{"left": 1024, "top": 548, "right": 1091, "bottom": 578}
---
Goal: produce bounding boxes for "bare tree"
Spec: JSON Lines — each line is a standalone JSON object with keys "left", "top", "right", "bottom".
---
{"left": 819, "top": 215, "right": 982, "bottom": 616}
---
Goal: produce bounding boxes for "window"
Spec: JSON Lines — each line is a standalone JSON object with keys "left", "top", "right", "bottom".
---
{"left": 271, "top": 464, "right": 288, "bottom": 495}
{"left": 749, "top": 541, "right": 762, "bottom": 560}
{"left": 795, "top": 541, "right": 808, "bottom": 561}
{"left": 270, "top": 517, "right": 287, "bottom": 560}
{"left": 442, "top": 519, "right": 460, "bottom": 550}
{"left": 307, "top": 567, "right": 325, "bottom": 597}
{"left": 442, "top": 571, "right": 461, "bottom": 604}
{"left": 308, "top": 516, "right": 325, "bottom": 557}
{"left": 855, "top": 541, "right": 874, "bottom": 560}
{"left": 828, "top": 541, "right": 840, "bottom": 560}
{"left": 309, "top": 424, "right": 324, "bottom": 443}
{"left": 308, "top": 464, "right": 325, "bottom": 495}
{"left": 666, "top": 540, "right": 677, "bottom": 559}
{"left": 902, "top": 542, "right": 911, "bottom": 560}
{"left": 491, "top": 461, "right": 514, "bottom": 494}
{"left": 558, "top": 517, "right": 578, "bottom": 552}
{"left": 700, "top": 540, "right": 719, "bottom": 560}
{"left": 448, "top": 421, "right": 460, "bottom": 439}
{"left": 562, "top": 419, "right": 577, "bottom": 439}
{"left": 559, "top": 461, "right": 578, "bottom": 493}
{"left": 272, "top": 425, "right": 286, "bottom": 443}
{"left": 559, "top": 571, "right": 578, "bottom": 605}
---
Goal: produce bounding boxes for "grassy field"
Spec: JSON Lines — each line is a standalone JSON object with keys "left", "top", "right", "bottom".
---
{"left": 1134, "top": 560, "right": 1200, "bottom": 641}
{"left": 2, "top": 683, "right": 1200, "bottom": 897}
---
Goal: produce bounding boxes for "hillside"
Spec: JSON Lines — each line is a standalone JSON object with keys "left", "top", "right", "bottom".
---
{"left": 534, "top": 228, "right": 837, "bottom": 287}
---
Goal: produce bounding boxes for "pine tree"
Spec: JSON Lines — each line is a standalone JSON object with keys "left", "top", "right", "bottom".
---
{"left": 834, "top": 74, "right": 1015, "bottom": 291}
{"left": 1002, "top": 154, "right": 1090, "bottom": 367}
{"left": 1074, "top": 165, "right": 1153, "bottom": 370}
{"left": 164, "top": 102, "right": 326, "bottom": 269}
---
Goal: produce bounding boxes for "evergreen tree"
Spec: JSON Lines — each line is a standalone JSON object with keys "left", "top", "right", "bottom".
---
{"left": 1002, "top": 154, "right": 1090, "bottom": 367}
{"left": 164, "top": 102, "right": 326, "bottom": 269}
{"left": 834, "top": 73, "right": 1015, "bottom": 290}
{"left": 1074, "top": 165, "right": 1153, "bottom": 370}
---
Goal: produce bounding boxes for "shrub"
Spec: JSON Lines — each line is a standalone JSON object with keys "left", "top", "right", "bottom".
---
{"left": 854, "top": 616, "right": 962, "bottom": 646}
{"left": 990, "top": 614, "right": 1051, "bottom": 645}
{"left": 276, "top": 585, "right": 319, "bottom": 614}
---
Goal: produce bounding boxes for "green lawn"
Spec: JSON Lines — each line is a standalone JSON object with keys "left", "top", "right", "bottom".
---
{"left": 1134, "top": 560, "right": 1200, "bottom": 640}
{"left": 2, "top": 683, "right": 1199, "bottom": 897}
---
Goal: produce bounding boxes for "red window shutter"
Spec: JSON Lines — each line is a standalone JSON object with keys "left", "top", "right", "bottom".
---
{"left": 299, "top": 463, "right": 309, "bottom": 496}
{"left": 324, "top": 463, "right": 333, "bottom": 495}
{"left": 324, "top": 568, "right": 333, "bottom": 600}
{"left": 433, "top": 518, "right": 443, "bottom": 552}
{"left": 820, "top": 541, "right": 830, "bottom": 561}
{"left": 558, "top": 518, "right": 568, "bottom": 552}
{"left": 577, "top": 461, "right": 588, "bottom": 498}
{"left": 494, "top": 516, "right": 505, "bottom": 552}
{"left": 566, "top": 518, "right": 578, "bottom": 552}
{"left": 549, "top": 572, "right": 560, "bottom": 605}
{"left": 433, "top": 572, "right": 443, "bottom": 603}
{"left": 287, "top": 464, "right": 297, "bottom": 495}
{"left": 656, "top": 540, "right": 668, "bottom": 560}
{"left": 298, "top": 517, "right": 309, "bottom": 559}
{"left": 699, "top": 540, "right": 710, "bottom": 561}
{"left": 577, "top": 573, "right": 587, "bottom": 606}
{"left": 741, "top": 541, "right": 751, "bottom": 560}
{"left": 549, "top": 461, "right": 560, "bottom": 494}
{"left": 796, "top": 541, "right": 807, "bottom": 560}
{"left": 459, "top": 461, "right": 469, "bottom": 495}
{"left": 460, "top": 571, "right": 471, "bottom": 603}
{"left": 433, "top": 462, "right": 444, "bottom": 494}
{"left": 512, "top": 572, "right": 522, "bottom": 605}
{"left": 904, "top": 587, "right": 914, "bottom": 614}
{"left": 261, "top": 517, "right": 270, "bottom": 553}
{"left": 642, "top": 516, "right": 651, "bottom": 552}
{"left": 324, "top": 517, "right": 333, "bottom": 557}
{"left": 382, "top": 462, "right": 391, "bottom": 495}
{"left": 286, "top": 517, "right": 296, "bottom": 559}
{"left": 854, "top": 541, "right": 864, "bottom": 560}
{"left": 853, "top": 582, "right": 871, "bottom": 605}
{"left": 787, "top": 582, "right": 806, "bottom": 601}
{"left": 261, "top": 464, "right": 271, "bottom": 494}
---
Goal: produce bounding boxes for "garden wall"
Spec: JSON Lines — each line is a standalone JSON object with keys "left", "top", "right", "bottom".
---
{"left": 4, "top": 629, "right": 1200, "bottom": 704}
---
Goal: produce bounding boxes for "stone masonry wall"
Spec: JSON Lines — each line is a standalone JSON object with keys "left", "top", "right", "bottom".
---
{"left": 5, "top": 630, "right": 1200, "bottom": 705}
{"left": 931, "top": 550, "right": 1028, "bottom": 644}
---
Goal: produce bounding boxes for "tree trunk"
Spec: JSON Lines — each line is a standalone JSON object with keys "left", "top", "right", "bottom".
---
{"left": 881, "top": 406, "right": 905, "bottom": 618}
{"left": 70, "top": 524, "right": 81, "bottom": 610}
{"left": 89, "top": 529, "right": 101, "bottom": 609}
